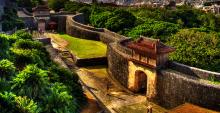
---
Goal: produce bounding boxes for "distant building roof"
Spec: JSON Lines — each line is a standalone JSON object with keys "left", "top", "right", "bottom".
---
{"left": 32, "top": 5, "right": 50, "bottom": 12}
{"left": 126, "top": 37, "right": 175, "bottom": 56}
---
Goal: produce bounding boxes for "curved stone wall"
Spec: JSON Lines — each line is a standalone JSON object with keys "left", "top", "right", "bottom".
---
{"left": 66, "top": 13, "right": 126, "bottom": 44}
{"left": 107, "top": 42, "right": 130, "bottom": 87}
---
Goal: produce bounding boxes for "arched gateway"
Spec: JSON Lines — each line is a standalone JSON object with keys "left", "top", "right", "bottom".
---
{"left": 125, "top": 37, "right": 175, "bottom": 99}
{"left": 134, "top": 70, "right": 147, "bottom": 94}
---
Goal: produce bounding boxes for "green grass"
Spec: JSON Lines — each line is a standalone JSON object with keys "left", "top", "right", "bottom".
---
{"left": 58, "top": 34, "right": 107, "bottom": 58}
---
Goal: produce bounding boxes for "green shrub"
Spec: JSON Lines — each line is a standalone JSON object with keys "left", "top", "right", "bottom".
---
{"left": 167, "top": 29, "right": 220, "bottom": 72}
{"left": 10, "top": 48, "right": 44, "bottom": 68}
{"left": 0, "top": 34, "right": 9, "bottom": 59}
{"left": 43, "top": 82, "right": 77, "bottom": 113}
{"left": 90, "top": 11, "right": 111, "bottom": 28}
{"left": 128, "top": 19, "right": 180, "bottom": 41}
{"left": 0, "top": 92, "right": 41, "bottom": 113}
{"left": 14, "top": 30, "right": 32, "bottom": 40}
{"left": 48, "top": 0, "right": 68, "bottom": 11}
{"left": 12, "top": 65, "right": 49, "bottom": 100}
{"left": 13, "top": 39, "right": 44, "bottom": 50}
{"left": 0, "top": 59, "right": 16, "bottom": 79}
{"left": 105, "top": 9, "right": 136, "bottom": 32}
{"left": 48, "top": 65, "right": 86, "bottom": 105}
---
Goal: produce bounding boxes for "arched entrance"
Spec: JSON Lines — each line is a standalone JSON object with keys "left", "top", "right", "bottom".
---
{"left": 134, "top": 70, "right": 147, "bottom": 94}
{"left": 38, "top": 19, "right": 46, "bottom": 31}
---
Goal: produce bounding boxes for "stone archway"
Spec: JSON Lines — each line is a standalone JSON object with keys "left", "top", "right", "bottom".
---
{"left": 38, "top": 19, "right": 46, "bottom": 31}
{"left": 128, "top": 61, "right": 157, "bottom": 99}
{"left": 134, "top": 70, "right": 147, "bottom": 94}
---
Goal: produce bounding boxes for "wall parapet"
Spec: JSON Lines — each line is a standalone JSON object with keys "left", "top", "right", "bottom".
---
{"left": 169, "top": 61, "right": 220, "bottom": 81}
{"left": 66, "top": 13, "right": 128, "bottom": 44}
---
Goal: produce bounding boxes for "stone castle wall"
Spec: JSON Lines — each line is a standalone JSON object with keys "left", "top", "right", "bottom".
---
{"left": 157, "top": 70, "right": 220, "bottom": 110}
{"left": 66, "top": 13, "right": 126, "bottom": 44}
{"left": 63, "top": 13, "right": 220, "bottom": 110}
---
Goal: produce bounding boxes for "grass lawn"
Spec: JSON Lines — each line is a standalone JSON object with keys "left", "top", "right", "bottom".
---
{"left": 46, "top": 33, "right": 107, "bottom": 58}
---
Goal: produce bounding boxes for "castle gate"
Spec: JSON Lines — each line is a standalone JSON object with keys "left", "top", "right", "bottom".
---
{"left": 134, "top": 70, "right": 147, "bottom": 93}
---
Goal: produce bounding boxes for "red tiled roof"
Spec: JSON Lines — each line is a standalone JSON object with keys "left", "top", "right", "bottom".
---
{"left": 126, "top": 37, "right": 175, "bottom": 55}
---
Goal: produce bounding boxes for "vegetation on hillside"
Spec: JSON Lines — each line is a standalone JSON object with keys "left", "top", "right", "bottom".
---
{"left": 2, "top": 7, "right": 24, "bottom": 31}
{"left": 16, "top": 0, "right": 44, "bottom": 11}
{"left": 0, "top": 30, "right": 86, "bottom": 112}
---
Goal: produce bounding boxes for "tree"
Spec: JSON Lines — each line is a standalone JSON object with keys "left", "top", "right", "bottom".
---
{"left": 0, "top": 59, "right": 16, "bottom": 80}
{"left": 43, "top": 83, "right": 77, "bottom": 113}
{"left": 10, "top": 48, "right": 44, "bottom": 68}
{"left": 48, "top": 0, "right": 68, "bottom": 12}
{"left": 12, "top": 65, "right": 49, "bottom": 100}
{"left": 167, "top": 29, "right": 220, "bottom": 72}
{"left": 16, "top": 0, "right": 43, "bottom": 8}
{"left": 128, "top": 19, "right": 180, "bottom": 41}
{"left": 14, "top": 30, "right": 32, "bottom": 40}
{"left": 105, "top": 10, "right": 136, "bottom": 32}
{"left": 0, "top": 92, "right": 41, "bottom": 113}
{"left": 90, "top": 11, "right": 111, "bottom": 28}
{"left": 48, "top": 65, "right": 86, "bottom": 106}
{"left": 0, "top": 34, "right": 9, "bottom": 59}
{"left": 13, "top": 39, "right": 43, "bottom": 50}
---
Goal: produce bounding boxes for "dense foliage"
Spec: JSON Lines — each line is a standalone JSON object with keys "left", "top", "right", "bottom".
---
{"left": 48, "top": 0, "right": 68, "bottom": 11}
{"left": 2, "top": 7, "right": 24, "bottom": 31}
{"left": 16, "top": 0, "right": 43, "bottom": 8}
{"left": 0, "top": 30, "right": 86, "bottom": 112}
{"left": 128, "top": 19, "right": 180, "bottom": 41}
{"left": 167, "top": 29, "right": 220, "bottom": 72}
{"left": 63, "top": 1, "right": 220, "bottom": 72}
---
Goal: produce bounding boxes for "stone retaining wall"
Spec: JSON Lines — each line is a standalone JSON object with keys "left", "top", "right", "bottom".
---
{"left": 76, "top": 57, "right": 107, "bottom": 67}
{"left": 157, "top": 70, "right": 220, "bottom": 111}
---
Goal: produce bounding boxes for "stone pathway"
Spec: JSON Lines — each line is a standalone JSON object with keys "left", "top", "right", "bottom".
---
{"left": 77, "top": 68, "right": 167, "bottom": 113}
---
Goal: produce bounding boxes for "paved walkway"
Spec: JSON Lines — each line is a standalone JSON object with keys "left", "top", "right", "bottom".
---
{"left": 77, "top": 68, "right": 167, "bottom": 113}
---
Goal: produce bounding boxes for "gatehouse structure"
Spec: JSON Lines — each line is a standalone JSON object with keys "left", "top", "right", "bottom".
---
{"left": 32, "top": 5, "right": 50, "bottom": 31}
{"left": 124, "top": 37, "right": 175, "bottom": 99}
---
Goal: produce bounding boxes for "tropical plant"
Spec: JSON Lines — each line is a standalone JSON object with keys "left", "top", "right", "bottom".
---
{"left": 128, "top": 19, "right": 180, "bottom": 41}
{"left": 0, "top": 92, "right": 41, "bottom": 113}
{"left": 12, "top": 65, "right": 49, "bottom": 100}
{"left": 0, "top": 34, "right": 9, "bottom": 59}
{"left": 13, "top": 39, "right": 44, "bottom": 50}
{"left": 10, "top": 48, "right": 44, "bottom": 68}
{"left": 43, "top": 82, "right": 77, "bottom": 113}
{"left": 48, "top": 65, "right": 86, "bottom": 105}
{"left": 48, "top": 0, "right": 68, "bottom": 11}
{"left": 167, "top": 29, "right": 220, "bottom": 72}
{"left": 0, "top": 59, "right": 16, "bottom": 79}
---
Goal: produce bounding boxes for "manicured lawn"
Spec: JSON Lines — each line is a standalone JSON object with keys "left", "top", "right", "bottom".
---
{"left": 46, "top": 33, "right": 107, "bottom": 58}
